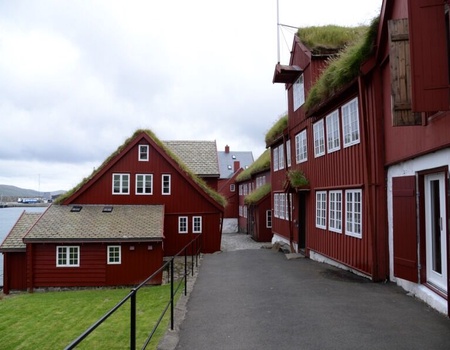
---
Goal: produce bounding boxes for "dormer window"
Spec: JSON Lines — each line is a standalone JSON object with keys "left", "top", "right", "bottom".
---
{"left": 139, "top": 145, "right": 149, "bottom": 161}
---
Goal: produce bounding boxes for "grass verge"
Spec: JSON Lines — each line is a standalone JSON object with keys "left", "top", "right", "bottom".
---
{"left": 0, "top": 284, "right": 180, "bottom": 349}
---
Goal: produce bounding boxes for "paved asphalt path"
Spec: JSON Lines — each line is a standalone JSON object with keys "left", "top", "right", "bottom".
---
{"left": 162, "top": 234, "right": 450, "bottom": 350}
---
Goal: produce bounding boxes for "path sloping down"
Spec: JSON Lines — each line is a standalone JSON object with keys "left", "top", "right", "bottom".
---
{"left": 160, "top": 233, "right": 450, "bottom": 350}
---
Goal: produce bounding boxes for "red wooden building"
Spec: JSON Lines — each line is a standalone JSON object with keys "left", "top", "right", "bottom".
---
{"left": 272, "top": 19, "right": 388, "bottom": 281}
{"left": 236, "top": 149, "right": 272, "bottom": 241}
{"left": 378, "top": 0, "right": 450, "bottom": 315}
{"left": 0, "top": 129, "right": 226, "bottom": 293}
{"left": 271, "top": 0, "right": 449, "bottom": 315}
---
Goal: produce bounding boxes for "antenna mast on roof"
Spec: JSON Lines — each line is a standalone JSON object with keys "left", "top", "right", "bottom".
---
{"left": 276, "top": 0, "right": 280, "bottom": 64}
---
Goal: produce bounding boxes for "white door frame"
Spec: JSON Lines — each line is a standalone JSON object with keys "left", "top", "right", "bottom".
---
{"left": 424, "top": 172, "right": 448, "bottom": 293}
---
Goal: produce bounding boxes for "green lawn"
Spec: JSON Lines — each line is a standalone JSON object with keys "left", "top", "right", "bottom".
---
{"left": 0, "top": 285, "right": 179, "bottom": 349}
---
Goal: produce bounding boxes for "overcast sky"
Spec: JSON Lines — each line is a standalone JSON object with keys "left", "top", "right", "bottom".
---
{"left": 0, "top": 0, "right": 382, "bottom": 192}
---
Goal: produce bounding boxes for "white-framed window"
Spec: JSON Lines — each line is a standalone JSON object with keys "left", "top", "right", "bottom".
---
{"left": 345, "top": 189, "right": 362, "bottom": 238}
{"left": 273, "top": 147, "right": 279, "bottom": 171}
{"left": 136, "top": 174, "right": 153, "bottom": 195}
{"left": 244, "top": 205, "right": 248, "bottom": 218}
{"left": 295, "top": 130, "right": 307, "bottom": 163}
{"left": 138, "top": 144, "right": 149, "bottom": 161}
{"left": 266, "top": 210, "right": 272, "bottom": 228}
{"left": 279, "top": 193, "right": 285, "bottom": 219}
{"left": 313, "top": 119, "right": 325, "bottom": 157}
{"left": 57, "top": 246, "right": 80, "bottom": 267}
{"left": 107, "top": 246, "right": 121, "bottom": 264}
{"left": 273, "top": 193, "right": 279, "bottom": 218}
{"left": 193, "top": 216, "right": 202, "bottom": 234}
{"left": 112, "top": 173, "right": 130, "bottom": 194}
{"left": 293, "top": 74, "right": 305, "bottom": 111}
{"left": 315, "top": 191, "right": 327, "bottom": 229}
{"left": 178, "top": 216, "right": 188, "bottom": 234}
{"left": 342, "top": 98, "right": 360, "bottom": 147}
{"left": 230, "top": 184, "right": 235, "bottom": 192}
{"left": 329, "top": 190, "right": 342, "bottom": 233}
{"left": 162, "top": 174, "right": 171, "bottom": 195}
{"left": 278, "top": 145, "right": 285, "bottom": 170}
{"left": 326, "top": 110, "right": 340, "bottom": 153}
{"left": 239, "top": 185, "right": 243, "bottom": 195}
{"left": 244, "top": 184, "right": 248, "bottom": 196}
{"left": 286, "top": 139, "right": 291, "bottom": 167}
{"left": 239, "top": 205, "right": 243, "bottom": 217}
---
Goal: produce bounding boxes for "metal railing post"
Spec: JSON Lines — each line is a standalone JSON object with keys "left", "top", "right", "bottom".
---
{"left": 130, "top": 289, "right": 136, "bottom": 350}
{"left": 170, "top": 259, "right": 174, "bottom": 330}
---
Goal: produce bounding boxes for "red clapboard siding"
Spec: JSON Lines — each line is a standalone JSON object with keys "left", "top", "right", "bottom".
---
{"left": 3, "top": 253, "right": 27, "bottom": 292}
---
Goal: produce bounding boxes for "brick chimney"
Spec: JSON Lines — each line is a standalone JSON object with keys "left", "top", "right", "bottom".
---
{"left": 225, "top": 145, "right": 230, "bottom": 153}
{"left": 234, "top": 161, "right": 240, "bottom": 172}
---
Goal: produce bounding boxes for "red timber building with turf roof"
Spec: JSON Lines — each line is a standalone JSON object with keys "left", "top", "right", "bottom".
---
{"left": 271, "top": 0, "right": 450, "bottom": 316}
{"left": 0, "top": 129, "right": 226, "bottom": 293}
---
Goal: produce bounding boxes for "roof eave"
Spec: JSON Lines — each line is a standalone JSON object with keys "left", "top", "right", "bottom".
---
{"left": 272, "top": 64, "right": 303, "bottom": 84}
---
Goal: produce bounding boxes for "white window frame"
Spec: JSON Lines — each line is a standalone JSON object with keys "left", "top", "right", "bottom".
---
{"left": 178, "top": 216, "right": 188, "bottom": 234}
{"left": 329, "top": 190, "right": 342, "bottom": 233}
{"left": 244, "top": 205, "right": 248, "bottom": 218}
{"left": 193, "top": 216, "right": 202, "bottom": 234}
{"left": 345, "top": 189, "right": 362, "bottom": 238}
{"left": 273, "top": 147, "right": 279, "bottom": 171}
{"left": 56, "top": 246, "right": 80, "bottom": 267}
{"left": 230, "top": 184, "right": 235, "bottom": 192}
{"left": 107, "top": 245, "right": 121, "bottom": 265}
{"left": 279, "top": 193, "right": 285, "bottom": 220}
{"left": 273, "top": 193, "right": 279, "bottom": 218}
{"left": 135, "top": 174, "right": 153, "bottom": 195}
{"left": 278, "top": 145, "right": 285, "bottom": 170}
{"left": 313, "top": 119, "right": 325, "bottom": 157}
{"left": 239, "top": 205, "right": 243, "bottom": 217}
{"left": 112, "top": 173, "right": 130, "bottom": 195}
{"left": 295, "top": 130, "right": 307, "bottom": 164}
{"left": 315, "top": 191, "right": 327, "bottom": 229}
{"left": 293, "top": 74, "right": 305, "bottom": 111}
{"left": 342, "top": 98, "right": 360, "bottom": 148}
{"left": 326, "top": 110, "right": 341, "bottom": 153}
{"left": 162, "top": 174, "right": 171, "bottom": 195}
{"left": 138, "top": 144, "right": 149, "bottom": 161}
{"left": 286, "top": 139, "right": 291, "bottom": 167}
{"left": 266, "top": 210, "right": 272, "bottom": 228}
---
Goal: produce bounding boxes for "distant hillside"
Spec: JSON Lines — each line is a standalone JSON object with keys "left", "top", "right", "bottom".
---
{"left": 0, "top": 184, "right": 65, "bottom": 199}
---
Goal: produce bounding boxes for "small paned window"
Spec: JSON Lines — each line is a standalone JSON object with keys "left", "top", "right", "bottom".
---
{"left": 345, "top": 189, "right": 362, "bottom": 238}
{"left": 113, "top": 173, "right": 130, "bottom": 194}
{"left": 295, "top": 130, "right": 307, "bottom": 164}
{"left": 279, "top": 193, "right": 285, "bottom": 219}
{"left": 136, "top": 174, "right": 153, "bottom": 195}
{"left": 193, "top": 216, "right": 202, "bottom": 234}
{"left": 329, "top": 190, "right": 343, "bottom": 233}
{"left": 286, "top": 139, "right": 291, "bottom": 167}
{"left": 230, "top": 184, "right": 235, "bottom": 192}
{"left": 274, "top": 193, "right": 279, "bottom": 218}
{"left": 178, "top": 216, "right": 188, "bottom": 234}
{"left": 266, "top": 210, "right": 272, "bottom": 228}
{"left": 278, "top": 145, "right": 285, "bottom": 170}
{"left": 293, "top": 74, "right": 305, "bottom": 111}
{"left": 70, "top": 205, "right": 82, "bottom": 212}
{"left": 244, "top": 205, "right": 248, "bottom": 218}
{"left": 107, "top": 246, "right": 121, "bottom": 264}
{"left": 313, "top": 120, "right": 325, "bottom": 157}
{"left": 139, "top": 145, "right": 149, "bottom": 161}
{"left": 273, "top": 147, "right": 279, "bottom": 171}
{"left": 342, "top": 98, "right": 360, "bottom": 147}
{"left": 315, "top": 191, "right": 327, "bottom": 229}
{"left": 326, "top": 110, "right": 341, "bottom": 153}
{"left": 57, "top": 246, "right": 80, "bottom": 267}
{"left": 162, "top": 174, "right": 171, "bottom": 195}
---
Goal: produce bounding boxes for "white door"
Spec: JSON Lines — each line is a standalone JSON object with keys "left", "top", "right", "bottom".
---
{"left": 424, "top": 173, "right": 448, "bottom": 293}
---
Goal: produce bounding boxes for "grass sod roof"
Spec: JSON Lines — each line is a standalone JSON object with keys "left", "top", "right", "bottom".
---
{"left": 304, "top": 17, "right": 379, "bottom": 112}
{"left": 265, "top": 115, "right": 288, "bottom": 147}
{"left": 235, "top": 149, "right": 271, "bottom": 182}
{"left": 55, "top": 129, "right": 227, "bottom": 207}
{"left": 244, "top": 183, "right": 271, "bottom": 206}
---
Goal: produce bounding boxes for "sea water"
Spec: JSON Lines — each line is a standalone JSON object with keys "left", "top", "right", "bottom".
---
{"left": 0, "top": 206, "right": 46, "bottom": 287}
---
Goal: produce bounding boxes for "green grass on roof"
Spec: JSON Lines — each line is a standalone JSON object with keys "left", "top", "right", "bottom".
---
{"left": 56, "top": 129, "right": 227, "bottom": 207}
{"left": 298, "top": 25, "right": 369, "bottom": 54}
{"left": 304, "top": 17, "right": 379, "bottom": 112}
{"left": 244, "top": 183, "right": 271, "bottom": 206}
{"left": 265, "top": 115, "right": 288, "bottom": 147}
{"left": 236, "top": 149, "right": 270, "bottom": 182}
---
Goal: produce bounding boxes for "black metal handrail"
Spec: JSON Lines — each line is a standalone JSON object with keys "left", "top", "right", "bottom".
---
{"left": 65, "top": 234, "right": 202, "bottom": 350}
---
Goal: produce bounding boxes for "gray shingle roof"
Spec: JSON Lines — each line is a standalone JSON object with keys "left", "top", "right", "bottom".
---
{"left": 164, "top": 140, "right": 219, "bottom": 177}
{"left": 0, "top": 212, "right": 42, "bottom": 251}
{"left": 23, "top": 205, "right": 164, "bottom": 243}
{"left": 217, "top": 150, "right": 254, "bottom": 179}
